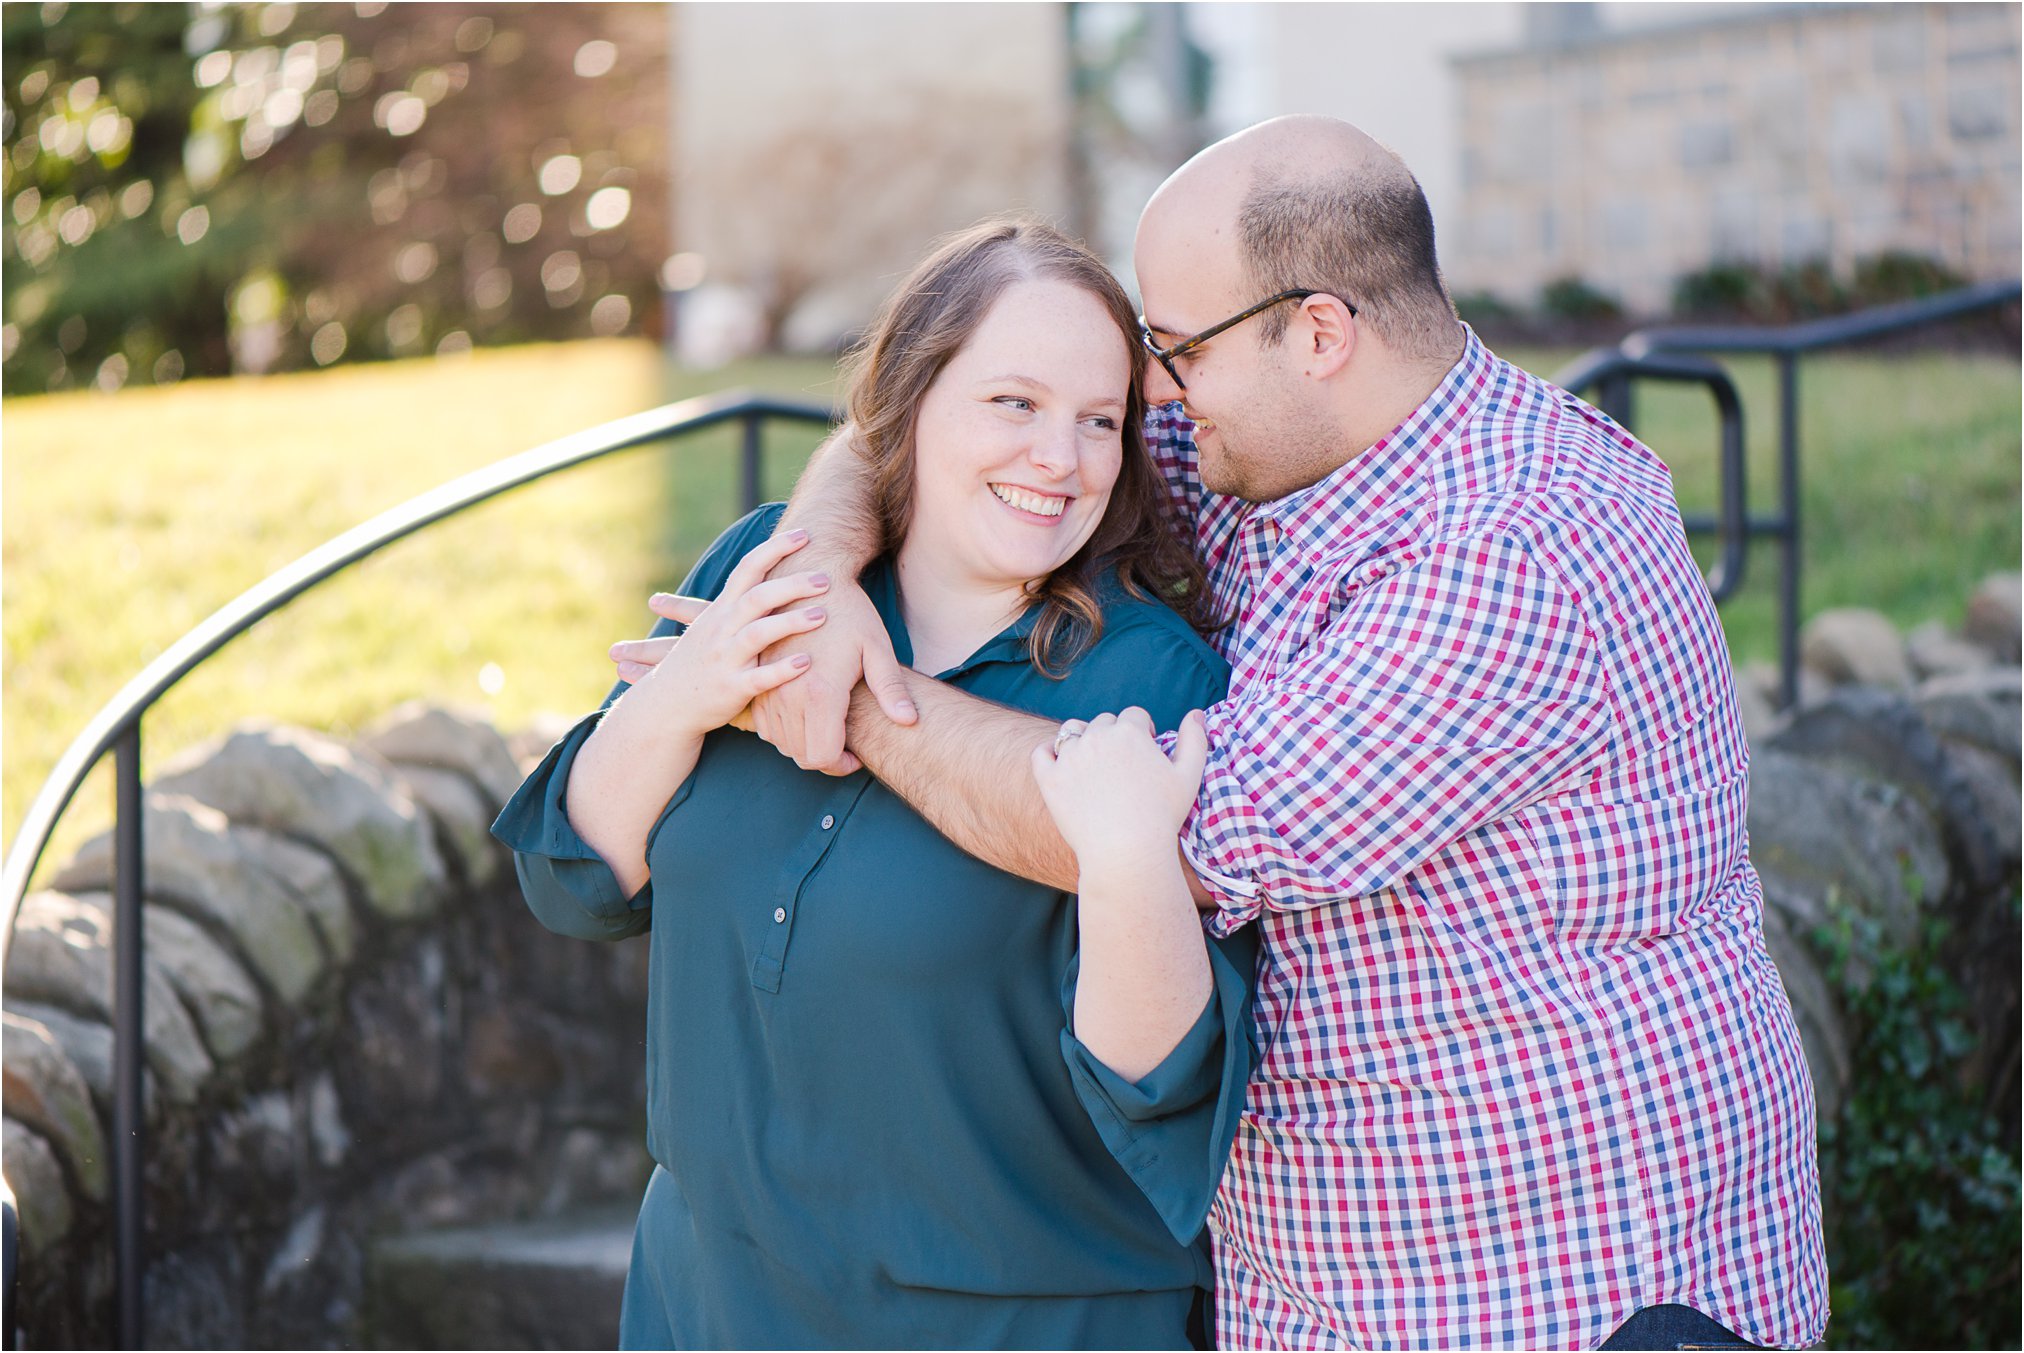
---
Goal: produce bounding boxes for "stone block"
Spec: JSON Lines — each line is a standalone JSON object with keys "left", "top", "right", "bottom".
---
{"left": 394, "top": 764, "right": 504, "bottom": 888}
{"left": 55, "top": 794, "right": 325, "bottom": 1009}
{"left": 1800, "top": 607, "right": 1912, "bottom": 689}
{"left": 5, "top": 1001, "right": 122, "bottom": 1117}
{"left": 2, "top": 1012, "right": 107, "bottom": 1200}
{"left": 1906, "top": 619, "right": 1995, "bottom": 681}
{"left": 3, "top": 1118, "right": 74, "bottom": 1256}
{"left": 1964, "top": 571, "right": 2021, "bottom": 663}
{"left": 1917, "top": 668, "right": 2022, "bottom": 765}
{"left": 4, "top": 891, "right": 212, "bottom": 1104}
{"left": 363, "top": 702, "right": 525, "bottom": 810}
{"left": 1732, "top": 670, "right": 1780, "bottom": 745}
{"left": 1747, "top": 749, "right": 1950, "bottom": 949}
{"left": 237, "top": 823, "right": 357, "bottom": 963}
{"left": 152, "top": 723, "right": 446, "bottom": 923}
{"left": 209, "top": 1090, "right": 296, "bottom": 1188}
{"left": 141, "top": 905, "right": 266, "bottom": 1063}
{"left": 1772, "top": 690, "right": 2007, "bottom": 896}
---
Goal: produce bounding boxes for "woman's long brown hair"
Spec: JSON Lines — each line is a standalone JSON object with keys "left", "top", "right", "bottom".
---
{"left": 841, "top": 217, "right": 1218, "bottom": 677}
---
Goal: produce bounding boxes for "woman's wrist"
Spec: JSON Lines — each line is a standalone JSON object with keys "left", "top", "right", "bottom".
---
{"left": 595, "top": 682, "right": 710, "bottom": 757}
{"left": 1074, "top": 833, "right": 1188, "bottom": 900}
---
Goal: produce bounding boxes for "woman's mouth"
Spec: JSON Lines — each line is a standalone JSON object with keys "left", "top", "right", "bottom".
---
{"left": 988, "top": 483, "right": 1068, "bottom": 518}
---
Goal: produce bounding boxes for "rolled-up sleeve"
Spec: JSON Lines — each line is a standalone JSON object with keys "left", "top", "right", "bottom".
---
{"left": 1173, "top": 532, "right": 1611, "bottom": 933}
{"left": 491, "top": 502, "right": 789, "bottom": 940}
{"left": 1058, "top": 924, "right": 1257, "bottom": 1246}
{"left": 492, "top": 710, "right": 669, "bottom": 940}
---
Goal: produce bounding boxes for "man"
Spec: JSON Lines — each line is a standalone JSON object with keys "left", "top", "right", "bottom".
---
{"left": 631, "top": 116, "right": 1829, "bottom": 1348}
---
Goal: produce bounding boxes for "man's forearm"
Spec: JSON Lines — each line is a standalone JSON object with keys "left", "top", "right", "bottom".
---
{"left": 847, "top": 676, "right": 1079, "bottom": 892}
{"left": 776, "top": 425, "right": 882, "bottom": 577}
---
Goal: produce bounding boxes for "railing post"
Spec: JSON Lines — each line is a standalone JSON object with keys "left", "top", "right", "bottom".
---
{"left": 112, "top": 721, "right": 145, "bottom": 1350}
{"left": 739, "top": 413, "right": 763, "bottom": 514}
{"left": 1776, "top": 352, "right": 1801, "bottom": 711}
{"left": 1596, "top": 370, "right": 1636, "bottom": 432}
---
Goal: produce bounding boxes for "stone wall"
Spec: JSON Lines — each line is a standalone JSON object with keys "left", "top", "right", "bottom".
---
{"left": 4, "top": 572, "right": 2018, "bottom": 1345}
{"left": 1739, "top": 572, "right": 2021, "bottom": 1128}
{"left": 3, "top": 705, "right": 649, "bottom": 1349}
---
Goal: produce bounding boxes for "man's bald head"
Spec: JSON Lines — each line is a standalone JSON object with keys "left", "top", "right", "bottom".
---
{"left": 1142, "top": 115, "right": 1460, "bottom": 364}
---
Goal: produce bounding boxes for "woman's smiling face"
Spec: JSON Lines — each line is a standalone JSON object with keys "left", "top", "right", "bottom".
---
{"left": 902, "top": 277, "right": 1130, "bottom": 597}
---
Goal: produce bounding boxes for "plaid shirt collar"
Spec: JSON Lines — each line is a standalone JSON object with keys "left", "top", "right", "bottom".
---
{"left": 1256, "top": 323, "right": 1496, "bottom": 555}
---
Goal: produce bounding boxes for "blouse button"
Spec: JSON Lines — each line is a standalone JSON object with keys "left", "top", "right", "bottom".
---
{"left": 820, "top": 814, "right": 835, "bottom": 830}
{"left": 773, "top": 907, "right": 787, "bottom": 924}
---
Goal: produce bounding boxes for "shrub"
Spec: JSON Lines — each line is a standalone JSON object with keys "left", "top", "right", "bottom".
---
{"left": 1452, "top": 290, "right": 1519, "bottom": 327}
{"left": 1539, "top": 276, "right": 1622, "bottom": 322}
{"left": 1672, "top": 262, "right": 1763, "bottom": 319}
{"left": 1770, "top": 259, "right": 1847, "bottom": 321}
{"left": 1854, "top": 251, "right": 1970, "bottom": 304}
{"left": 1813, "top": 899, "right": 2022, "bottom": 1349}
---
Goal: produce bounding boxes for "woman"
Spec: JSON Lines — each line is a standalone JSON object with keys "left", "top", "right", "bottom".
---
{"left": 492, "top": 218, "right": 1253, "bottom": 1350}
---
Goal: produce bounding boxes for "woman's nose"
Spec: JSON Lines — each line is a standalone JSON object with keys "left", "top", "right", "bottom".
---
{"left": 1026, "top": 417, "right": 1079, "bottom": 476}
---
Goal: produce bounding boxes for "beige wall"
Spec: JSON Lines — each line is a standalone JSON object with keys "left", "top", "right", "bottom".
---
{"left": 672, "top": 3, "right": 1072, "bottom": 351}
{"left": 1449, "top": 2, "right": 2022, "bottom": 312}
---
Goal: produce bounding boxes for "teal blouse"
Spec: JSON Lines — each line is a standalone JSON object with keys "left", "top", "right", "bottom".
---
{"left": 493, "top": 505, "right": 1255, "bottom": 1350}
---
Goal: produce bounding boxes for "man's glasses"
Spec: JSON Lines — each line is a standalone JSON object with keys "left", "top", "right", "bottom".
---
{"left": 1137, "top": 289, "right": 1356, "bottom": 391}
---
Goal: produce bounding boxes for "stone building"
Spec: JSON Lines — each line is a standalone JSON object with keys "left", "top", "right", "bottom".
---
{"left": 1445, "top": 2, "right": 2023, "bottom": 313}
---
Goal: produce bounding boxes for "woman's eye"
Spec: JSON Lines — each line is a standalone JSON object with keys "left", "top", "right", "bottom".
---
{"left": 1085, "top": 415, "right": 1118, "bottom": 432}
{"left": 994, "top": 396, "right": 1033, "bottom": 412}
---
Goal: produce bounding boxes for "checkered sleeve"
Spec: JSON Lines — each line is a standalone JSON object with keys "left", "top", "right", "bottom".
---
{"left": 1181, "top": 531, "right": 1611, "bottom": 930}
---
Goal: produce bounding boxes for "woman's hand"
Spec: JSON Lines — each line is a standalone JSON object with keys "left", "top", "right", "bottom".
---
{"left": 616, "top": 528, "right": 831, "bottom": 740}
{"left": 1031, "top": 707, "right": 1209, "bottom": 877}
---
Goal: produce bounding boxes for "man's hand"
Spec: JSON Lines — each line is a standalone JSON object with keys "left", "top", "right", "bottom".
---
{"left": 745, "top": 578, "right": 915, "bottom": 774}
{"left": 620, "top": 579, "right": 916, "bottom": 775}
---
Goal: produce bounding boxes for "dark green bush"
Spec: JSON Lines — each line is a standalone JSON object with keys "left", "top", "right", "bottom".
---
{"left": 1771, "top": 260, "right": 1846, "bottom": 320}
{"left": 1452, "top": 290, "right": 1518, "bottom": 327}
{"left": 1539, "top": 275, "right": 1622, "bottom": 322}
{"left": 1854, "top": 251, "right": 1970, "bottom": 304}
{"left": 1814, "top": 901, "right": 2022, "bottom": 1349}
{"left": 1668, "top": 252, "right": 1978, "bottom": 327}
{"left": 1672, "top": 262, "right": 1763, "bottom": 318}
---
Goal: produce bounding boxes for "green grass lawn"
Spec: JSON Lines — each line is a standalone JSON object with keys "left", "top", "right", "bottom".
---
{"left": 3, "top": 339, "right": 839, "bottom": 881}
{"left": 4, "top": 338, "right": 2017, "bottom": 887}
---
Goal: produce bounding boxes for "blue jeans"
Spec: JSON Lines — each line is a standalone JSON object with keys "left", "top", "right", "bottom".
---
{"left": 1600, "top": 1304, "right": 1760, "bottom": 1350}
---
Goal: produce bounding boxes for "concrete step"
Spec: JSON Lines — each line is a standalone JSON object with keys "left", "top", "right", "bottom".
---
{"left": 365, "top": 1205, "right": 635, "bottom": 1350}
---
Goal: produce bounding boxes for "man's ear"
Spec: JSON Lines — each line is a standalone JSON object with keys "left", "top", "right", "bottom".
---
{"left": 1298, "top": 294, "right": 1356, "bottom": 379}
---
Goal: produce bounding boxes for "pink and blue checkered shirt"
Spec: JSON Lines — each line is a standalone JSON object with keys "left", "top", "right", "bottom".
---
{"left": 1153, "top": 328, "right": 1828, "bottom": 1349}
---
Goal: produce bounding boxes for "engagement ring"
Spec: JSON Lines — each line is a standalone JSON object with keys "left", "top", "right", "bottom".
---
{"left": 1052, "top": 721, "right": 1088, "bottom": 755}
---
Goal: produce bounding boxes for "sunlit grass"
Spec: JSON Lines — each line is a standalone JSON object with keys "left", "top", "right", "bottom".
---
{"left": 4, "top": 338, "right": 2016, "bottom": 889}
{"left": 1505, "top": 345, "right": 2021, "bottom": 665}
{"left": 3, "top": 339, "right": 838, "bottom": 883}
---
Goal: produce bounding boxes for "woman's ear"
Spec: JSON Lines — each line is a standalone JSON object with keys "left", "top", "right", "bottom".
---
{"left": 1299, "top": 294, "right": 1356, "bottom": 379}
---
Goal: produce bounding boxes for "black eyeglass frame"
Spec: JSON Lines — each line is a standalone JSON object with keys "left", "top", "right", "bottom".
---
{"left": 1137, "top": 288, "right": 1356, "bottom": 391}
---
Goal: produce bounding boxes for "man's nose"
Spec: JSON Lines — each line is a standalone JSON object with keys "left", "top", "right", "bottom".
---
{"left": 1141, "top": 355, "right": 1183, "bottom": 408}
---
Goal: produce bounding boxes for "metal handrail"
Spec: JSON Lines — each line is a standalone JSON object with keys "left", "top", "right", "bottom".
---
{"left": 0, "top": 388, "right": 834, "bottom": 1348}
{"left": 1549, "top": 348, "right": 1749, "bottom": 602}
{"left": 1555, "top": 279, "right": 2020, "bottom": 708}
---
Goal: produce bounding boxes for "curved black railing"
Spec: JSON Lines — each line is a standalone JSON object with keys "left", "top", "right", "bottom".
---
{"left": 0, "top": 389, "right": 834, "bottom": 1348}
{"left": 1549, "top": 278, "right": 2020, "bottom": 708}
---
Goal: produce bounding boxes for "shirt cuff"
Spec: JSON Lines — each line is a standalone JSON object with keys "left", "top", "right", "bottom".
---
{"left": 1058, "top": 930, "right": 1257, "bottom": 1245}
{"left": 491, "top": 711, "right": 655, "bottom": 939}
